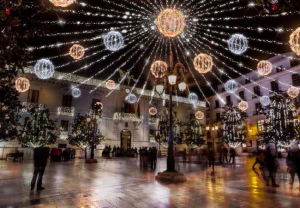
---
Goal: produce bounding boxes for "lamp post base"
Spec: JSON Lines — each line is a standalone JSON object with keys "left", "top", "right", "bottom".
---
{"left": 155, "top": 171, "right": 187, "bottom": 183}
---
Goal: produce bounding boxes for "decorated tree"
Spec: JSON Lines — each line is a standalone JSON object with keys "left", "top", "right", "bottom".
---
{"left": 19, "top": 106, "right": 56, "bottom": 147}
{"left": 184, "top": 119, "right": 205, "bottom": 147}
{"left": 68, "top": 114, "right": 105, "bottom": 158}
{"left": 261, "top": 94, "right": 300, "bottom": 148}
{"left": 221, "top": 106, "right": 246, "bottom": 148}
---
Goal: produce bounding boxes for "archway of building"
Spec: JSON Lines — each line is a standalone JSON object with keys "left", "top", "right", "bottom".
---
{"left": 120, "top": 129, "right": 132, "bottom": 150}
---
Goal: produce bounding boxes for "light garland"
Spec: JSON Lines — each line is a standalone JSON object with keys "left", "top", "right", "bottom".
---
{"left": 156, "top": 9, "right": 186, "bottom": 37}
{"left": 49, "top": 0, "right": 76, "bottom": 7}
{"left": 193, "top": 53, "right": 213, "bottom": 74}
{"left": 227, "top": 34, "right": 248, "bottom": 55}
{"left": 149, "top": 107, "right": 158, "bottom": 116}
{"left": 104, "top": 31, "right": 124, "bottom": 52}
{"left": 195, "top": 111, "right": 204, "bottom": 120}
{"left": 238, "top": 101, "right": 248, "bottom": 111}
{"left": 150, "top": 60, "right": 168, "bottom": 78}
{"left": 34, "top": 59, "right": 55, "bottom": 80}
{"left": 69, "top": 44, "right": 85, "bottom": 60}
{"left": 289, "top": 27, "right": 300, "bottom": 56}
{"left": 15, "top": 77, "right": 30, "bottom": 93}
{"left": 106, "top": 80, "right": 116, "bottom": 90}
{"left": 287, "top": 86, "right": 300, "bottom": 99}
{"left": 71, "top": 88, "right": 81, "bottom": 98}
{"left": 257, "top": 60, "right": 272, "bottom": 76}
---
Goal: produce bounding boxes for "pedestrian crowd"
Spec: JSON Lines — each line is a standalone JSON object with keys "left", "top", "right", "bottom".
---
{"left": 50, "top": 148, "right": 76, "bottom": 162}
{"left": 139, "top": 147, "right": 158, "bottom": 169}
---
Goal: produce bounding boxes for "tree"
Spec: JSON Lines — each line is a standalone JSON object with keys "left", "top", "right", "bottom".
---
{"left": 184, "top": 119, "right": 205, "bottom": 147}
{"left": 221, "top": 106, "right": 246, "bottom": 148}
{"left": 0, "top": 1, "right": 46, "bottom": 141}
{"left": 261, "top": 94, "right": 300, "bottom": 148}
{"left": 68, "top": 114, "right": 105, "bottom": 159}
{"left": 19, "top": 106, "right": 57, "bottom": 147}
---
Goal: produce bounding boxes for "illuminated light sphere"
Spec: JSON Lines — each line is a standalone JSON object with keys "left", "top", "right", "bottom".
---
{"left": 72, "top": 88, "right": 81, "bottom": 98}
{"left": 34, "top": 59, "right": 55, "bottom": 79}
{"left": 156, "top": 9, "right": 186, "bottom": 37}
{"left": 287, "top": 86, "right": 300, "bottom": 99}
{"left": 227, "top": 34, "right": 248, "bottom": 55}
{"left": 149, "top": 107, "right": 158, "bottom": 116}
{"left": 151, "top": 61, "right": 168, "bottom": 78}
{"left": 289, "top": 28, "right": 300, "bottom": 56}
{"left": 106, "top": 80, "right": 116, "bottom": 90}
{"left": 188, "top": 93, "right": 198, "bottom": 104}
{"left": 104, "top": 31, "right": 124, "bottom": 52}
{"left": 15, "top": 77, "right": 30, "bottom": 93}
{"left": 125, "top": 93, "right": 137, "bottom": 104}
{"left": 195, "top": 111, "right": 204, "bottom": 120}
{"left": 193, "top": 53, "right": 213, "bottom": 74}
{"left": 238, "top": 101, "right": 249, "bottom": 111}
{"left": 260, "top": 96, "right": 271, "bottom": 106}
{"left": 225, "top": 80, "right": 238, "bottom": 93}
{"left": 69, "top": 44, "right": 85, "bottom": 60}
{"left": 257, "top": 60, "right": 272, "bottom": 76}
{"left": 49, "top": 0, "right": 76, "bottom": 7}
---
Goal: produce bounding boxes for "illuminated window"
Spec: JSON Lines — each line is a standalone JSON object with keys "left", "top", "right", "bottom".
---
{"left": 257, "top": 119, "right": 264, "bottom": 133}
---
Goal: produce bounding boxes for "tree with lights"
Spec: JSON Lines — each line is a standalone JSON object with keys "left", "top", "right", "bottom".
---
{"left": 19, "top": 106, "right": 57, "bottom": 147}
{"left": 261, "top": 94, "right": 300, "bottom": 149}
{"left": 221, "top": 106, "right": 246, "bottom": 149}
{"left": 184, "top": 119, "right": 205, "bottom": 147}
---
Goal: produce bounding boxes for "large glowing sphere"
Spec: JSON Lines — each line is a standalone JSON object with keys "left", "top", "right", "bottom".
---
{"left": 106, "top": 80, "right": 116, "bottom": 90}
{"left": 195, "top": 111, "right": 204, "bottom": 120}
{"left": 225, "top": 80, "right": 238, "bottom": 93}
{"left": 49, "top": 0, "right": 76, "bottom": 7}
{"left": 228, "top": 34, "right": 248, "bottom": 55}
{"left": 69, "top": 44, "right": 85, "bottom": 60}
{"left": 260, "top": 96, "right": 271, "bottom": 106}
{"left": 150, "top": 61, "right": 168, "bottom": 78}
{"left": 156, "top": 9, "right": 186, "bottom": 37}
{"left": 193, "top": 53, "right": 213, "bottom": 74}
{"left": 287, "top": 86, "right": 300, "bottom": 99}
{"left": 149, "top": 107, "right": 158, "bottom": 116}
{"left": 72, "top": 88, "right": 81, "bottom": 98}
{"left": 125, "top": 93, "right": 137, "bottom": 104}
{"left": 104, "top": 31, "right": 124, "bottom": 52}
{"left": 289, "top": 27, "right": 300, "bottom": 56}
{"left": 34, "top": 59, "right": 55, "bottom": 79}
{"left": 188, "top": 93, "right": 198, "bottom": 104}
{"left": 15, "top": 77, "right": 30, "bottom": 93}
{"left": 238, "top": 101, "right": 249, "bottom": 111}
{"left": 257, "top": 60, "right": 272, "bottom": 76}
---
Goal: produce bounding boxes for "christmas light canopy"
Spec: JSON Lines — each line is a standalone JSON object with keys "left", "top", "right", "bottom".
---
{"left": 188, "top": 93, "right": 198, "bottom": 104}
{"left": 289, "top": 27, "right": 300, "bottom": 56}
{"left": 72, "top": 88, "right": 81, "bottom": 98}
{"left": 150, "top": 61, "right": 168, "bottom": 78}
{"left": 34, "top": 59, "right": 55, "bottom": 80}
{"left": 227, "top": 34, "right": 248, "bottom": 55}
{"left": 149, "top": 107, "right": 158, "bottom": 116}
{"left": 106, "top": 80, "right": 116, "bottom": 90}
{"left": 287, "top": 86, "right": 300, "bottom": 98}
{"left": 49, "top": 0, "right": 76, "bottom": 7}
{"left": 104, "top": 31, "right": 124, "bottom": 52}
{"left": 257, "top": 60, "right": 272, "bottom": 76}
{"left": 69, "top": 44, "right": 85, "bottom": 60}
{"left": 260, "top": 96, "right": 271, "bottom": 106}
{"left": 225, "top": 80, "right": 238, "bottom": 93}
{"left": 156, "top": 9, "right": 186, "bottom": 37}
{"left": 125, "top": 93, "right": 137, "bottom": 104}
{"left": 193, "top": 53, "right": 213, "bottom": 74}
{"left": 195, "top": 111, "right": 204, "bottom": 120}
{"left": 15, "top": 77, "right": 30, "bottom": 93}
{"left": 238, "top": 101, "right": 249, "bottom": 111}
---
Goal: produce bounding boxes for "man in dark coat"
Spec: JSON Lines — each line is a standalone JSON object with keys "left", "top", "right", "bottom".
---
{"left": 31, "top": 147, "right": 49, "bottom": 191}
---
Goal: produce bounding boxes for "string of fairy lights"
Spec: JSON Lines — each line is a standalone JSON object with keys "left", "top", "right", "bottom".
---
{"left": 14, "top": 0, "right": 300, "bottom": 124}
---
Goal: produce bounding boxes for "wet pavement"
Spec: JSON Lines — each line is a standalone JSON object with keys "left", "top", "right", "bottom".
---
{"left": 0, "top": 156, "right": 299, "bottom": 208}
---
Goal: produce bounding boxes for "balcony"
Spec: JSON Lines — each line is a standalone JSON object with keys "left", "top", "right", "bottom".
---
{"left": 21, "top": 102, "right": 44, "bottom": 112}
{"left": 57, "top": 107, "right": 75, "bottom": 117}
{"left": 149, "top": 117, "right": 159, "bottom": 125}
{"left": 59, "top": 131, "right": 69, "bottom": 140}
{"left": 113, "top": 113, "right": 144, "bottom": 127}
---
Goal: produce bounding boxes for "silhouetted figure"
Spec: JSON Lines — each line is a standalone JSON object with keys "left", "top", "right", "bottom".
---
{"left": 207, "top": 148, "right": 215, "bottom": 168}
{"left": 286, "top": 149, "right": 300, "bottom": 187}
{"left": 222, "top": 146, "right": 228, "bottom": 163}
{"left": 229, "top": 147, "right": 236, "bottom": 164}
{"left": 31, "top": 147, "right": 49, "bottom": 191}
{"left": 265, "top": 147, "right": 279, "bottom": 187}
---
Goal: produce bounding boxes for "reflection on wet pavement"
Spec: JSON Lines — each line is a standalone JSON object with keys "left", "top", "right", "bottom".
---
{"left": 0, "top": 157, "right": 299, "bottom": 208}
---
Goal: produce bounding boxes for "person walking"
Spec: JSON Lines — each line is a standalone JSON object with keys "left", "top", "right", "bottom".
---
{"left": 207, "top": 148, "right": 215, "bottom": 169}
{"left": 31, "top": 146, "right": 49, "bottom": 191}
{"left": 265, "top": 147, "right": 279, "bottom": 187}
{"left": 222, "top": 146, "right": 228, "bottom": 163}
{"left": 229, "top": 147, "right": 236, "bottom": 164}
{"left": 286, "top": 148, "right": 300, "bottom": 186}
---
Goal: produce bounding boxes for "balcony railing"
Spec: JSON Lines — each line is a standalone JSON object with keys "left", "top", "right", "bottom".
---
{"left": 149, "top": 117, "right": 159, "bottom": 125}
{"left": 21, "top": 102, "right": 44, "bottom": 112}
{"left": 59, "top": 131, "right": 69, "bottom": 140}
{"left": 113, "top": 112, "right": 144, "bottom": 123}
{"left": 57, "top": 107, "right": 75, "bottom": 117}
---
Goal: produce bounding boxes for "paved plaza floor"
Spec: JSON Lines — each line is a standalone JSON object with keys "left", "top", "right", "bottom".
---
{"left": 0, "top": 156, "right": 299, "bottom": 208}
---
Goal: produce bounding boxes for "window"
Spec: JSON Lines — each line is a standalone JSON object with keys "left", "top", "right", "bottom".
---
{"left": 216, "top": 113, "right": 221, "bottom": 122}
{"left": 276, "top": 66, "right": 283, "bottom": 73}
{"left": 215, "top": 100, "right": 220, "bottom": 109}
{"left": 253, "top": 86, "right": 261, "bottom": 96}
{"left": 60, "top": 120, "right": 69, "bottom": 131}
{"left": 245, "top": 78, "right": 251, "bottom": 84}
{"left": 255, "top": 103, "right": 262, "bottom": 112}
{"left": 221, "top": 88, "right": 225, "bottom": 92}
{"left": 27, "top": 90, "right": 39, "bottom": 103}
{"left": 62, "top": 95, "right": 72, "bottom": 107}
{"left": 292, "top": 74, "right": 300, "bottom": 86}
{"left": 226, "top": 96, "right": 231, "bottom": 105}
{"left": 239, "top": 91, "right": 245, "bottom": 100}
{"left": 271, "top": 81, "right": 279, "bottom": 92}
{"left": 257, "top": 120, "right": 264, "bottom": 133}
